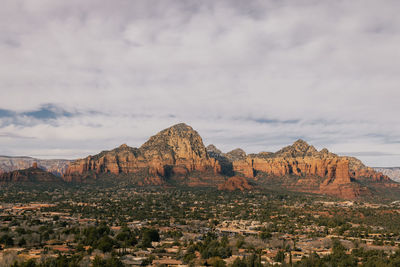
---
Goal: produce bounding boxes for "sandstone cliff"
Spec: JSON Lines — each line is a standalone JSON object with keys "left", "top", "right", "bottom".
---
{"left": 65, "top": 123, "right": 221, "bottom": 183}
{"left": 207, "top": 140, "right": 393, "bottom": 199}
{"left": 218, "top": 176, "right": 253, "bottom": 191}
{"left": 374, "top": 167, "right": 400, "bottom": 182}
{"left": 64, "top": 124, "right": 396, "bottom": 198}
{"left": 0, "top": 163, "right": 62, "bottom": 183}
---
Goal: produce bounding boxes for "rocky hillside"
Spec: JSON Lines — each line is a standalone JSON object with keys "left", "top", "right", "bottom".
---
{"left": 64, "top": 123, "right": 221, "bottom": 184}
{"left": 0, "top": 163, "right": 62, "bottom": 183}
{"left": 0, "top": 156, "right": 70, "bottom": 176}
{"left": 5, "top": 122, "right": 392, "bottom": 198}
{"left": 207, "top": 140, "right": 394, "bottom": 199}
{"left": 217, "top": 176, "right": 253, "bottom": 191}
{"left": 374, "top": 167, "right": 400, "bottom": 182}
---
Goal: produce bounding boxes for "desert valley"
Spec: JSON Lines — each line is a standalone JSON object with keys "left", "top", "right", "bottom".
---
{"left": 2, "top": 1, "right": 400, "bottom": 266}
{"left": 2, "top": 124, "right": 400, "bottom": 266}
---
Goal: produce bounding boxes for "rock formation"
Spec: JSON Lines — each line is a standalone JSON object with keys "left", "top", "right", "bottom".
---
{"left": 0, "top": 163, "right": 62, "bottom": 183}
{"left": 218, "top": 176, "right": 253, "bottom": 191}
{"left": 0, "top": 156, "right": 70, "bottom": 176}
{"left": 54, "top": 123, "right": 398, "bottom": 199}
{"left": 207, "top": 140, "right": 394, "bottom": 199}
{"left": 344, "top": 156, "right": 390, "bottom": 182}
{"left": 374, "top": 167, "right": 400, "bottom": 182}
{"left": 65, "top": 123, "right": 221, "bottom": 183}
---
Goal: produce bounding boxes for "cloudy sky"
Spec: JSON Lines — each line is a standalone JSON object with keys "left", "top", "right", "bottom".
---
{"left": 1, "top": 0, "right": 400, "bottom": 166}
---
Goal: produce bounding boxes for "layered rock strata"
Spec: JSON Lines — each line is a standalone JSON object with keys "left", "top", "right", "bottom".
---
{"left": 208, "top": 140, "right": 392, "bottom": 199}
{"left": 218, "top": 176, "right": 253, "bottom": 191}
{"left": 65, "top": 123, "right": 220, "bottom": 183}
{"left": 0, "top": 163, "right": 62, "bottom": 183}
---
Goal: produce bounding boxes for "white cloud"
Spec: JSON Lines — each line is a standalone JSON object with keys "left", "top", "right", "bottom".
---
{"left": 0, "top": 0, "right": 400, "bottom": 166}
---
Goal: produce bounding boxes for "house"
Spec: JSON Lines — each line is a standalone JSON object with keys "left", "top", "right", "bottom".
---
{"left": 152, "top": 258, "right": 185, "bottom": 267}
{"left": 121, "top": 255, "right": 145, "bottom": 266}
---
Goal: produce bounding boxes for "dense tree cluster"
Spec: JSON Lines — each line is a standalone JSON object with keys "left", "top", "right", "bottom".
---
{"left": 2, "top": 183, "right": 400, "bottom": 266}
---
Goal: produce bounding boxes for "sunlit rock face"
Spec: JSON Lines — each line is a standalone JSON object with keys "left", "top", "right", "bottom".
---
{"left": 64, "top": 123, "right": 220, "bottom": 183}
{"left": 0, "top": 163, "right": 62, "bottom": 183}
{"left": 64, "top": 123, "right": 394, "bottom": 199}
{"left": 208, "top": 139, "right": 393, "bottom": 199}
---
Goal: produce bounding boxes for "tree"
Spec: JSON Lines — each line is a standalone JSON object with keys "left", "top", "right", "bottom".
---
{"left": 97, "top": 235, "right": 115, "bottom": 252}
{"left": 208, "top": 257, "right": 226, "bottom": 267}
{"left": 116, "top": 228, "right": 137, "bottom": 247}
{"left": 11, "top": 259, "right": 36, "bottom": 267}
{"left": 142, "top": 228, "right": 160, "bottom": 242}
{"left": 259, "top": 229, "right": 272, "bottom": 240}
{"left": 18, "top": 237, "right": 26, "bottom": 247}
{"left": 139, "top": 228, "right": 159, "bottom": 248}
{"left": 274, "top": 250, "right": 285, "bottom": 263}
{"left": 92, "top": 255, "right": 123, "bottom": 267}
{"left": 236, "top": 236, "right": 245, "bottom": 249}
{"left": 231, "top": 257, "right": 247, "bottom": 267}
{"left": 0, "top": 234, "right": 14, "bottom": 247}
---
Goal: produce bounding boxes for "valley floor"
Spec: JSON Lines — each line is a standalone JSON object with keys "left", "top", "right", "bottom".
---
{"left": 1, "top": 185, "right": 400, "bottom": 266}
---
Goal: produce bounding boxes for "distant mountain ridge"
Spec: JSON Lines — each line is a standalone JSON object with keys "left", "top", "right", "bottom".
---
{"left": 0, "top": 156, "right": 70, "bottom": 176}
{"left": 0, "top": 123, "right": 398, "bottom": 200}
{"left": 207, "top": 140, "right": 392, "bottom": 199}
{"left": 62, "top": 123, "right": 396, "bottom": 199}
{"left": 0, "top": 163, "right": 62, "bottom": 183}
{"left": 374, "top": 167, "right": 400, "bottom": 182}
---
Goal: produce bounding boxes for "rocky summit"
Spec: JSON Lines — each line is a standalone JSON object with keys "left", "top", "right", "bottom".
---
{"left": 2, "top": 123, "right": 398, "bottom": 199}
{"left": 207, "top": 140, "right": 395, "bottom": 199}
{"left": 64, "top": 123, "right": 221, "bottom": 185}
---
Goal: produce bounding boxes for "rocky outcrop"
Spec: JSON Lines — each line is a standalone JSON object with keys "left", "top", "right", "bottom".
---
{"left": 343, "top": 157, "right": 390, "bottom": 182}
{"left": 374, "top": 167, "right": 400, "bottom": 182}
{"left": 207, "top": 140, "right": 393, "bottom": 199}
{"left": 206, "top": 145, "right": 234, "bottom": 176}
{"left": 0, "top": 163, "right": 62, "bottom": 183}
{"left": 139, "top": 123, "right": 221, "bottom": 176}
{"left": 218, "top": 176, "right": 253, "bottom": 191}
{"left": 64, "top": 124, "right": 396, "bottom": 199}
{"left": 225, "top": 149, "right": 247, "bottom": 161}
{"left": 226, "top": 140, "right": 353, "bottom": 183}
{"left": 0, "top": 156, "right": 70, "bottom": 176}
{"left": 64, "top": 144, "right": 143, "bottom": 179}
{"left": 65, "top": 123, "right": 221, "bottom": 183}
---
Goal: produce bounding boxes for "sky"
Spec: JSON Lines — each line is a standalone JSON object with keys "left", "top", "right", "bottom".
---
{"left": 1, "top": 0, "right": 400, "bottom": 167}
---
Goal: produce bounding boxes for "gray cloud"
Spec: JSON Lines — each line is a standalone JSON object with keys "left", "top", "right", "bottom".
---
{"left": 0, "top": 104, "right": 77, "bottom": 127}
{"left": 1, "top": 0, "right": 400, "bottom": 166}
{"left": 339, "top": 151, "right": 400, "bottom": 157}
{"left": 22, "top": 104, "right": 73, "bottom": 120}
{"left": 0, "top": 132, "right": 36, "bottom": 139}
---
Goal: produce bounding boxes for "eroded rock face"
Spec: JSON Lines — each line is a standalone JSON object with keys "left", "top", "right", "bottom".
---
{"left": 374, "top": 167, "right": 400, "bottom": 182}
{"left": 64, "top": 124, "right": 394, "bottom": 199}
{"left": 344, "top": 157, "right": 390, "bottom": 182}
{"left": 65, "top": 145, "right": 143, "bottom": 176}
{"left": 0, "top": 163, "right": 62, "bottom": 183}
{"left": 230, "top": 141, "right": 352, "bottom": 184}
{"left": 218, "top": 176, "right": 253, "bottom": 191}
{"left": 64, "top": 123, "right": 221, "bottom": 183}
{"left": 209, "top": 140, "right": 392, "bottom": 199}
{"left": 140, "top": 123, "right": 220, "bottom": 175}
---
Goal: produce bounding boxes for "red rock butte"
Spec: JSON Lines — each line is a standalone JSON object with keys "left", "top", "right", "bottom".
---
{"left": 45, "top": 123, "right": 397, "bottom": 199}
{"left": 64, "top": 123, "right": 220, "bottom": 183}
